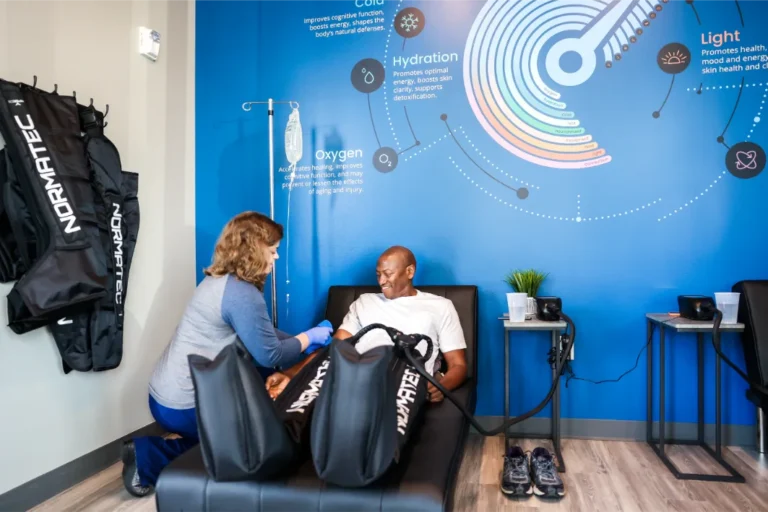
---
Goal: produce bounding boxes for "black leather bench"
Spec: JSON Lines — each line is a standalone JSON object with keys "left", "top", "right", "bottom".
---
{"left": 155, "top": 285, "right": 478, "bottom": 512}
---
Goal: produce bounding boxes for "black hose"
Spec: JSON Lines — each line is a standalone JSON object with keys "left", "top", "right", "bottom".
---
{"left": 397, "top": 309, "right": 576, "bottom": 436}
{"left": 346, "top": 322, "right": 433, "bottom": 364}
{"left": 709, "top": 307, "right": 768, "bottom": 396}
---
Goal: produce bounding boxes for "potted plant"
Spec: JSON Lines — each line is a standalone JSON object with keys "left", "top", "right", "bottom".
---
{"left": 504, "top": 269, "right": 548, "bottom": 319}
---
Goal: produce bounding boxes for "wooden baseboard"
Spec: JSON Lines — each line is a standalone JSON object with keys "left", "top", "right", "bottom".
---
{"left": 0, "top": 422, "right": 165, "bottom": 511}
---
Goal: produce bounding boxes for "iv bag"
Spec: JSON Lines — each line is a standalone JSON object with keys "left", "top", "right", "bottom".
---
{"left": 283, "top": 105, "right": 302, "bottom": 320}
{"left": 285, "top": 107, "right": 303, "bottom": 172}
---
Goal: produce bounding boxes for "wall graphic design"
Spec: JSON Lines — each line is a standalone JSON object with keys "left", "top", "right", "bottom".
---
{"left": 196, "top": 0, "right": 768, "bottom": 425}
{"left": 338, "top": 0, "right": 765, "bottom": 224}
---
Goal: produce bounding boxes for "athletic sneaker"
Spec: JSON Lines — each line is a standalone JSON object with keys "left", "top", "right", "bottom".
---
{"left": 121, "top": 441, "right": 152, "bottom": 498}
{"left": 530, "top": 447, "right": 565, "bottom": 499}
{"left": 500, "top": 446, "right": 533, "bottom": 497}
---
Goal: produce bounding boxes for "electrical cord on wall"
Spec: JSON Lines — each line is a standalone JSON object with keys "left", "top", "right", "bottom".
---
{"left": 556, "top": 307, "right": 768, "bottom": 395}
{"left": 551, "top": 327, "right": 654, "bottom": 388}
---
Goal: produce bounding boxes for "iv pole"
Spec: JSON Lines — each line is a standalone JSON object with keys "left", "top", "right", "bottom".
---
{"left": 241, "top": 98, "right": 300, "bottom": 328}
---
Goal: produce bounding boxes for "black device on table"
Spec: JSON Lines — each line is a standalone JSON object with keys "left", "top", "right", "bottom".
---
{"left": 536, "top": 297, "right": 563, "bottom": 322}
{"left": 677, "top": 295, "right": 717, "bottom": 321}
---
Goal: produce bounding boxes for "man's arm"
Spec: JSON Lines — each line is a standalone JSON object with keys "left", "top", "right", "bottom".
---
{"left": 427, "top": 348, "right": 467, "bottom": 402}
{"left": 266, "top": 328, "right": 352, "bottom": 398}
{"left": 334, "top": 328, "right": 353, "bottom": 340}
{"left": 280, "top": 327, "right": 353, "bottom": 376}
{"left": 427, "top": 301, "right": 469, "bottom": 402}
{"left": 280, "top": 352, "right": 317, "bottom": 378}
{"left": 267, "top": 300, "right": 363, "bottom": 398}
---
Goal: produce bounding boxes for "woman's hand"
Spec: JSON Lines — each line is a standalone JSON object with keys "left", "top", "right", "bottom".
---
{"left": 266, "top": 372, "right": 291, "bottom": 399}
{"left": 303, "top": 320, "right": 333, "bottom": 354}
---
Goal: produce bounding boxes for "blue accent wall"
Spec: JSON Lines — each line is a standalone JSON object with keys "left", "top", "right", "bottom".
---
{"left": 196, "top": 0, "right": 768, "bottom": 425}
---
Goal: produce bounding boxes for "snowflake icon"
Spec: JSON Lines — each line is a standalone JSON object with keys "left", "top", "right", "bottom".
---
{"left": 400, "top": 13, "right": 419, "bottom": 33}
{"left": 394, "top": 7, "right": 425, "bottom": 39}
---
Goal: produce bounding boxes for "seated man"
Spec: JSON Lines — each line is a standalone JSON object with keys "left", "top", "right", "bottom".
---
{"left": 266, "top": 245, "right": 468, "bottom": 402}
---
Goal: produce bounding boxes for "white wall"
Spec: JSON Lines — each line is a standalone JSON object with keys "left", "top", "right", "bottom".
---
{"left": 0, "top": 0, "right": 196, "bottom": 495}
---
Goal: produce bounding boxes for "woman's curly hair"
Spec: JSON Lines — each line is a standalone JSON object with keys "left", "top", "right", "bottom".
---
{"left": 203, "top": 211, "right": 283, "bottom": 290}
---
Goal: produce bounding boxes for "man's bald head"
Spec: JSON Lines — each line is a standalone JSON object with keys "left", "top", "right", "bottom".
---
{"left": 379, "top": 245, "right": 416, "bottom": 269}
{"left": 376, "top": 246, "right": 417, "bottom": 299}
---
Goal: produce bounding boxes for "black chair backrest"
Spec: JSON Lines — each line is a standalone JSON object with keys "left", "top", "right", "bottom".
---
{"left": 324, "top": 285, "right": 478, "bottom": 380}
{"left": 733, "top": 280, "right": 768, "bottom": 388}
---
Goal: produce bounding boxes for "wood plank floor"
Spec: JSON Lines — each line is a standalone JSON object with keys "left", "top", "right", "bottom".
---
{"left": 32, "top": 435, "right": 768, "bottom": 511}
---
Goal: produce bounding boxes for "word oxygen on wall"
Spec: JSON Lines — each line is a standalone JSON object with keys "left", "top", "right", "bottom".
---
{"left": 315, "top": 148, "right": 363, "bottom": 162}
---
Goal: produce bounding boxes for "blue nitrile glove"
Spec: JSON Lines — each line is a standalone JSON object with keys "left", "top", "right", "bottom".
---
{"left": 305, "top": 320, "right": 333, "bottom": 354}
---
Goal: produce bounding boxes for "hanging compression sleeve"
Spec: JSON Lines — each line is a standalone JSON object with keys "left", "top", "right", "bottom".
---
{"left": 309, "top": 323, "right": 432, "bottom": 488}
{"left": 189, "top": 340, "right": 300, "bottom": 482}
{"left": 308, "top": 314, "right": 573, "bottom": 489}
{"left": 0, "top": 79, "right": 109, "bottom": 332}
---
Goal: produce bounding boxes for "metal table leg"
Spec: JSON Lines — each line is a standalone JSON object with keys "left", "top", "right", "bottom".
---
{"left": 648, "top": 326, "right": 745, "bottom": 482}
{"left": 659, "top": 325, "right": 666, "bottom": 456}
{"left": 693, "top": 332, "right": 744, "bottom": 481}
{"left": 647, "top": 319, "right": 653, "bottom": 444}
{"left": 698, "top": 333, "right": 704, "bottom": 445}
{"left": 505, "top": 328, "right": 509, "bottom": 452}
{"left": 715, "top": 333, "right": 722, "bottom": 457}
{"left": 552, "top": 329, "right": 565, "bottom": 472}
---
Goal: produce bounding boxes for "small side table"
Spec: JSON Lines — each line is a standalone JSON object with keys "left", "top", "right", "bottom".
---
{"left": 646, "top": 313, "right": 746, "bottom": 483}
{"left": 501, "top": 317, "right": 568, "bottom": 472}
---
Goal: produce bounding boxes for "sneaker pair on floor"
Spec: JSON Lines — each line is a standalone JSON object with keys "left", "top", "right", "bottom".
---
{"left": 501, "top": 446, "right": 565, "bottom": 499}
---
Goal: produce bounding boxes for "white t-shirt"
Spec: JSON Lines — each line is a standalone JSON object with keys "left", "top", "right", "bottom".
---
{"left": 338, "top": 290, "right": 467, "bottom": 375}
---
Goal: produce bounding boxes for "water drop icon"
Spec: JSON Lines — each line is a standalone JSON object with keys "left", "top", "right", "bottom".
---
{"left": 362, "top": 68, "right": 375, "bottom": 85}
{"left": 351, "top": 58, "right": 384, "bottom": 93}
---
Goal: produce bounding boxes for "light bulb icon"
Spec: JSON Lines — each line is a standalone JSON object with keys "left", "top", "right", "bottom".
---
{"left": 362, "top": 68, "right": 375, "bottom": 85}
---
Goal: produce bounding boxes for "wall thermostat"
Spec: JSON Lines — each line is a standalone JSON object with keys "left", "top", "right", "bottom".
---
{"left": 139, "top": 27, "right": 161, "bottom": 61}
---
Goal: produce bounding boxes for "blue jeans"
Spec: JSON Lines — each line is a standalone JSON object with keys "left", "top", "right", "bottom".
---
{"left": 133, "top": 395, "right": 198, "bottom": 487}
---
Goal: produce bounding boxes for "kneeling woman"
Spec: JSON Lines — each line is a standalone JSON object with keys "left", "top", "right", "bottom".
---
{"left": 122, "top": 211, "right": 332, "bottom": 497}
